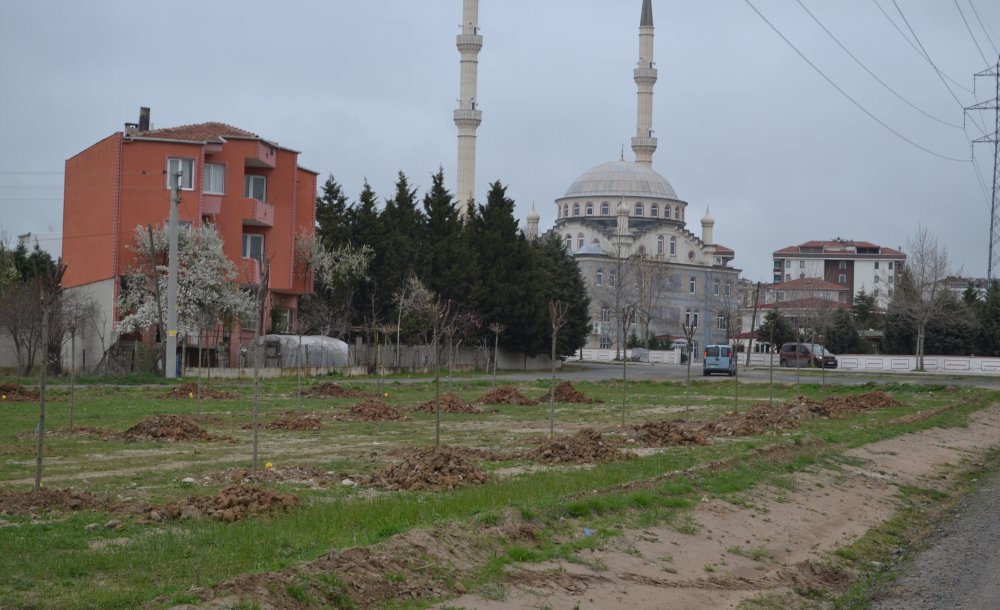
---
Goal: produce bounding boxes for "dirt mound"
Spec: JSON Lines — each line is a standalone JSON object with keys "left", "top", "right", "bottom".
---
{"left": 887, "top": 406, "right": 953, "bottom": 426}
{"left": 548, "top": 381, "right": 602, "bottom": 404}
{"left": 529, "top": 428, "right": 635, "bottom": 464}
{"left": 302, "top": 382, "right": 374, "bottom": 398}
{"left": 707, "top": 402, "right": 807, "bottom": 437}
{"left": 153, "top": 485, "right": 298, "bottom": 522}
{"left": 477, "top": 385, "right": 539, "bottom": 406}
{"left": 208, "top": 465, "right": 335, "bottom": 487}
{"left": 0, "top": 382, "right": 38, "bottom": 401}
{"left": 262, "top": 412, "right": 324, "bottom": 431}
{"left": 120, "top": 414, "right": 222, "bottom": 442}
{"left": 413, "top": 392, "right": 482, "bottom": 414}
{"left": 809, "top": 391, "right": 901, "bottom": 417}
{"left": 41, "top": 426, "right": 118, "bottom": 440}
{"left": 0, "top": 487, "right": 113, "bottom": 516}
{"left": 633, "top": 420, "right": 710, "bottom": 446}
{"left": 340, "top": 400, "right": 409, "bottom": 422}
{"left": 163, "top": 382, "right": 238, "bottom": 400}
{"left": 368, "top": 445, "right": 489, "bottom": 491}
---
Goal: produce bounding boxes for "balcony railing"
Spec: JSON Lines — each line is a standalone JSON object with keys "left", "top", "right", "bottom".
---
{"left": 238, "top": 257, "right": 262, "bottom": 285}
{"left": 242, "top": 198, "right": 274, "bottom": 226}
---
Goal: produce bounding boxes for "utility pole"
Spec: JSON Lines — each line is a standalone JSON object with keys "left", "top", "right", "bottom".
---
{"left": 165, "top": 171, "right": 181, "bottom": 378}
{"left": 967, "top": 55, "right": 1000, "bottom": 282}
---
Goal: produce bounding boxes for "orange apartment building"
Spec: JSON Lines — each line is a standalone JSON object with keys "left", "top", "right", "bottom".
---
{"left": 62, "top": 108, "right": 317, "bottom": 370}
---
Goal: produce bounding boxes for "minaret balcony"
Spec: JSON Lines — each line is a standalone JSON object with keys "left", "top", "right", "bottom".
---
{"left": 633, "top": 67, "right": 658, "bottom": 85}
{"left": 453, "top": 108, "right": 483, "bottom": 129}
{"left": 631, "top": 136, "right": 658, "bottom": 149}
{"left": 456, "top": 34, "right": 483, "bottom": 53}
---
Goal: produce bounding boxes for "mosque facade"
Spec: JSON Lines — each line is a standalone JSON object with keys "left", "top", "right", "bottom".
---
{"left": 527, "top": 0, "right": 741, "bottom": 352}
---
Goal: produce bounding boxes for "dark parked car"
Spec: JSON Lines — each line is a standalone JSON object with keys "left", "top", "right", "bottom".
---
{"left": 779, "top": 342, "right": 837, "bottom": 368}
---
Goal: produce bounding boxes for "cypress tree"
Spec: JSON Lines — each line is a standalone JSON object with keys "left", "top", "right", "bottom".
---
{"left": 421, "top": 168, "right": 476, "bottom": 305}
{"left": 532, "top": 232, "right": 590, "bottom": 357}
{"left": 315, "top": 174, "right": 351, "bottom": 249}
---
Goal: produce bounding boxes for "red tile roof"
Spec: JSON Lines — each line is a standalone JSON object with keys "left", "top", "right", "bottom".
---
{"left": 134, "top": 122, "right": 260, "bottom": 143}
{"left": 772, "top": 238, "right": 905, "bottom": 258}
{"left": 714, "top": 244, "right": 734, "bottom": 255}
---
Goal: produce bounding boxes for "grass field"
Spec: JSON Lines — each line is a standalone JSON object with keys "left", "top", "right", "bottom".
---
{"left": 0, "top": 372, "right": 993, "bottom": 609}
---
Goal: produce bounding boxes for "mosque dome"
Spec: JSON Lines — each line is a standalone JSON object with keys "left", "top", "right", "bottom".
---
{"left": 561, "top": 159, "right": 679, "bottom": 201}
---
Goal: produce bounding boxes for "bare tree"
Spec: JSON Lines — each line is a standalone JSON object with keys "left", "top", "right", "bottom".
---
{"left": 547, "top": 300, "right": 570, "bottom": 437}
{"left": 487, "top": 322, "right": 506, "bottom": 388}
{"left": 61, "top": 291, "right": 98, "bottom": 430}
{"left": 249, "top": 259, "right": 270, "bottom": 471}
{"left": 633, "top": 254, "right": 671, "bottom": 348}
{"left": 405, "top": 277, "right": 451, "bottom": 446}
{"left": 891, "top": 227, "right": 951, "bottom": 370}
{"left": 34, "top": 261, "right": 66, "bottom": 491}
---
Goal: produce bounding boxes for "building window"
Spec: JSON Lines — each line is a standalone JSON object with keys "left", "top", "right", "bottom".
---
{"left": 600, "top": 306, "right": 611, "bottom": 322}
{"left": 888, "top": 262, "right": 894, "bottom": 270}
{"left": 634, "top": 202, "right": 644, "bottom": 216}
{"left": 786, "top": 260, "right": 792, "bottom": 268}
{"left": 577, "top": 233, "right": 584, "bottom": 250}
{"left": 657, "top": 235, "right": 665, "bottom": 255}
{"left": 596, "top": 268, "right": 604, "bottom": 286}
{"left": 799, "top": 260, "right": 805, "bottom": 269}
{"left": 874, "top": 261, "right": 880, "bottom": 270}
{"left": 799, "top": 273, "right": 805, "bottom": 279}
{"left": 874, "top": 288, "right": 880, "bottom": 299}
{"left": 242, "top": 233, "right": 264, "bottom": 261}
{"left": 838, "top": 274, "right": 846, "bottom": 284}
{"left": 873, "top": 275, "right": 880, "bottom": 283}
{"left": 245, "top": 175, "right": 266, "bottom": 200}
{"left": 167, "top": 158, "right": 195, "bottom": 190}
{"left": 786, "top": 273, "right": 791, "bottom": 281}
{"left": 685, "top": 308, "right": 692, "bottom": 326}
{"left": 203, "top": 163, "right": 225, "bottom": 194}
{"left": 650, "top": 203, "right": 659, "bottom": 217}
{"left": 689, "top": 276, "right": 696, "bottom": 294}
{"left": 600, "top": 335, "right": 612, "bottom": 349}
{"left": 674, "top": 206, "right": 680, "bottom": 220}
{"left": 585, "top": 202, "right": 594, "bottom": 215}
{"left": 713, "top": 279, "right": 720, "bottom": 295}
{"left": 838, "top": 260, "right": 847, "bottom": 270}
{"left": 563, "top": 203, "right": 569, "bottom": 217}
{"left": 777, "top": 291, "right": 785, "bottom": 301}
{"left": 572, "top": 203, "right": 580, "bottom": 216}
{"left": 725, "top": 282, "right": 731, "bottom": 297}
{"left": 669, "top": 236, "right": 677, "bottom": 256}
{"left": 609, "top": 269, "right": 617, "bottom": 287}
{"left": 565, "top": 233, "right": 572, "bottom": 250}
{"left": 600, "top": 201, "right": 610, "bottom": 215}
{"left": 888, "top": 275, "right": 894, "bottom": 284}
{"left": 693, "top": 311, "right": 700, "bottom": 327}
{"left": 717, "top": 315, "right": 726, "bottom": 330}
{"left": 664, "top": 205, "right": 671, "bottom": 219}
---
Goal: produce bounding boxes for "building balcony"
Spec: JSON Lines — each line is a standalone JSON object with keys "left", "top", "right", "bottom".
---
{"left": 242, "top": 198, "right": 274, "bottom": 226}
{"left": 633, "top": 67, "right": 658, "bottom": 84}
{"left": 453, "top": 108, "right": 482, "bottom": 129}
{"left": 237, "top": 257, "right": 262, "bottom": 285}
{"left": 245, "top": 141, "right": 276, "bottom": 168}
{"left": 456, "top": 33, "right": 483, "bottom": 52}
{"left": 630, "top": 136, "right": 657, "bottom": 150}
{"left": 202, "top": 195, "right": 222, "bottom": 216}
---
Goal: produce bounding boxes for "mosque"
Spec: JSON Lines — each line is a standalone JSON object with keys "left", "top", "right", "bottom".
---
{"left": 455, "top": 0, "right": 740, "bottom": 353}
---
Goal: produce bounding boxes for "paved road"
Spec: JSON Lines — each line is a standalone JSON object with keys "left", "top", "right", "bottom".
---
{"left": 870, "top": 467, "right": 1000, "bottom": 610}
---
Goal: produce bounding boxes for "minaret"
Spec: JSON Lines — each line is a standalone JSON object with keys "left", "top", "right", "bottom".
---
{"left": 454, "top": 0, "right": 483, "bottom": 212}
{"left": 631, "top": 0, "right": 658, "bottom": 167}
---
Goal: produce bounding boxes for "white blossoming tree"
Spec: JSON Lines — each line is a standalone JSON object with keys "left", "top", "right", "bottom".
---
{"left": 117, "top": 225, "right": 255, "bottom": 374}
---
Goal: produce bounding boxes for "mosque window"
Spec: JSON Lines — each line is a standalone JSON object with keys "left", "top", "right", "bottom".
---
{"left": 675, "top": 206, "right": 681, "bottom": 220}
{"left": 601, "top": 201, "right": 610, "bottom": 215}
{"left": 577, "top": 233, "right": 585, "bottom": 250}
{"left": 669, "top": 236, "right": 677, "bottom": 256}
{"left": 657, "top": 235, "right": 665, "bottom": 255}
{"left": 563, "top": 204, "right": 569, "bottom": 218}
{"left": 572, "top": 203, "right": 580, "bottom": 216}
{"left": 585, "top": 202, "right": 594, "bottom": 215}
{"left": 609, "top": 269, "right": 617, "bottom": 287}
{"left": 664, "top": 205, "right": 671, "bottom": 219}
{"left": 634, "top": 202, "right": 644, "bottom": 216}
{"left": 689, "top": 276, "right": 696, "bottom": 294}
{"left": 650, "top": 203, "right": 659, "bottom": 217}
{"left": 596, "top": 268, "right": 604, "bottom": 286}
{"left": 565, "top": 234, "right": 572, "bottom": 250}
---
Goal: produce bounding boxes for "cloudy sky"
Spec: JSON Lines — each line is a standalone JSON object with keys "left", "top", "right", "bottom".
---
{"left": 1, "top": 0, "right": 998, "bottom": 282}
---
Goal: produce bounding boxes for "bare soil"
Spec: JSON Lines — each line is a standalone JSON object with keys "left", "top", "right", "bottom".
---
{"left": 478, "top": 386, "right": 539, "bottom": 406}
{"left": 260, "top": 412, "right": 325, "bottom": 431}
{"left": 301, "top": 382, "right": 374, "bottom": 399}
{"left": 0, "top": 487, "right": 114, "bottom": 515}
{"left": 205, "top": 465, "right": 335, "bottom": 487}
{"left": 368, "top": 445, "right": 489, "bottom": 491}
{"left": 548, "top": 380, "right": 602, "bottom": 404}
{"left": 163, "top": 383, "right": 238, "bottom": 400}
{"left": 147, "top": 485, "right": 298, "bottom": 523}
{"left": 413, "top": 392, "right": 482, "bottom": 414}
{"left": 632, "top": 419, "right": 711, "bottom": 446}
{"left": 120, "top": 414, "right": 225, "bottom": 442}
{"left": 528, "top": 428, "right": 635, "bottom": 464}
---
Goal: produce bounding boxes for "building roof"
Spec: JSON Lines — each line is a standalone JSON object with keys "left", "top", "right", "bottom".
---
{"left": 560, "top": 159, "right": 679, "bottom": 201}
{"left": 760, "top": 297, "right": 851, "bottom": 311}
{"left": 773, "top": 238, "right": 905, "bottom": 258}
{"left": 640, "top": 0, "right": 653, "bottom": 26}
{"left": 772, "top": 277, "right": 847, "bottom": 292}
{"left": 133, "top": 122, "right": 261, "bottom": 143}
{"left": 714, "top": 244, "right": 734, "bottom": 255}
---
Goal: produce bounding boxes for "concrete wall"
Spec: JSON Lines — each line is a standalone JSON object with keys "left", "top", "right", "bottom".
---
{"left": 576, "top": 347, "right": 684, "bottom": 364}
{"left": 61, "top": 279, "right": 117, "bottom": 373}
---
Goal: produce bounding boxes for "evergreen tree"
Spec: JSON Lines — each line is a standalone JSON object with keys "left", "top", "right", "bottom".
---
{"left": 315, "top": 174, "right": 352, "bottom": 249}
{"left": 757, "top": 308, "right": 795, "bottom": 349}
{"left": 852, "top": 288, "right": 882, "bottom": 331}
{"left": 886, "top": 288, "right": 977, "bottom": 356}
{"left": 420, "top": 168, "right": 477, "bottom": 305}
{"left": 532, "top": 232, "right": 590, "bottom": 357}
{"left": 347, "top": 181, "right": 384, "bottom": 324}
{"left": 823, "top": 308, "right": 864, "bottom": 354}
{"left": 975, "top": 282, "right": 1000, "bottom": 356}
{"left": 378, "top": 171, "right": 425, "bottom": 323}
{"left": 470, "top": 181, "right": 547, "bottom": 356}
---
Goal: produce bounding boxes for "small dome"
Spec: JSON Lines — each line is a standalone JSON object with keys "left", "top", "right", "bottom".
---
{"left": 701, "top": 208, "right": 715, "bottom": 225}
{"left": 527, "top": 208, "right": 540, "bottom": 221}
{"left": 562, "top": 159, "right": 679, "bottom": 200}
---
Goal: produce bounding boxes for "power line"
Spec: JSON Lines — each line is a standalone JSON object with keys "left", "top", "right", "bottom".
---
{"left": 968, "top": 0, "right": 999, "bottom": 56}
{"left": 954, "top": 0, "right": 992, "bottom": 69}
{"left": 872, "top": 0, "right": 975, "bottom": 94}
{"left": 794, "top": 0, "right": 962, "bottom": 129}
{"left": 743, "top": 0, "right": 971, "bottom": 162}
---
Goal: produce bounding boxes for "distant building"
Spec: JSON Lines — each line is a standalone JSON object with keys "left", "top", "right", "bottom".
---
{"left": 772, "top": 238, "right": 905, "bottom": 307}
{"left": 17, "top": 231, "right": 62, "bottom": 259}
{"left": 61, "top": 108, "right": 317, "bottom": 370}
{"left": 942, "top": 276, "right": 988, "bottom": 299}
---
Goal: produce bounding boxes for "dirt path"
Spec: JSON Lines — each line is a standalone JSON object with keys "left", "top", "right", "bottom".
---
{"left": 441, "top": 406, "right": 1000, "bottom": 609}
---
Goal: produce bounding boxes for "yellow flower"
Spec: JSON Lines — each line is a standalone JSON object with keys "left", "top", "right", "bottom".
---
{"left": 1, "top": 394, "right": 5, "bottom": 400}
{"left": 265, "top": 462, "right": 273, "bottom": 470}
{"left": 384, "top": 392, "right": 389, "bottom": 398}
{"left": 188, "top": 391, "right": 194, "bottom": 398}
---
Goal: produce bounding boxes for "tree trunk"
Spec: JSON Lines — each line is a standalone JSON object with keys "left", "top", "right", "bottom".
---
{"left": 69, "top": 332, "right": 76, "bottom": 431}
{"left": 433, "top": 327, "right": 441, "bottom": 447}
{"left": 34, "top": 302, "right": 48, "bottom": 490}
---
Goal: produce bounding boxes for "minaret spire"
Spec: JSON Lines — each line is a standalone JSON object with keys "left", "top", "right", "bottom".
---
{"left": 454, "top": 0, "right": 483, "bottom": 213}
{"left": 632, "top": 0, "right": 658, "bottom": 167}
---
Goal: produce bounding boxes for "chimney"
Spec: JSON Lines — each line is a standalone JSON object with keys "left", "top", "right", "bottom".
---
{"left": 139, "top": 107, "right": 150, "bottom": 131}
